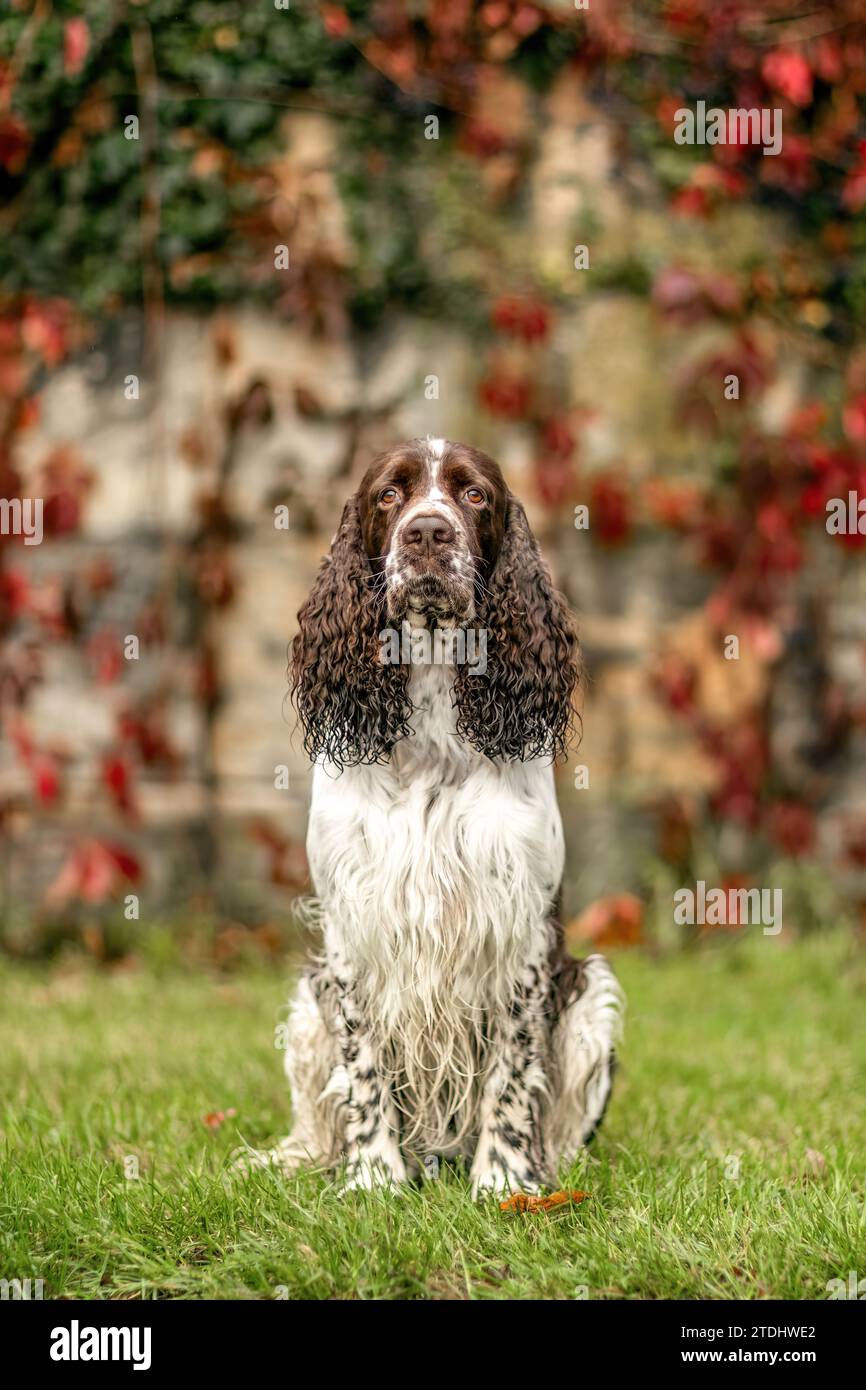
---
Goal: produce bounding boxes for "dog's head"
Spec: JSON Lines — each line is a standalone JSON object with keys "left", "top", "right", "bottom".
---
{"left": 291, "top": 438, "right": 579, "bottom": 768}
{"left": 358, "top": 438, "right": 508, "bottom": 625}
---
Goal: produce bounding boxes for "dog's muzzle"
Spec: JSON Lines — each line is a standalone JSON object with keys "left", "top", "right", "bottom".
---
{"left": 386, "top": 510, "right": 474, "bottom": 623}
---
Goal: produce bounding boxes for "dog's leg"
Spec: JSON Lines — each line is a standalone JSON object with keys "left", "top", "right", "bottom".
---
{"left": 236, "top": 970, "right": 337, "bottom": 1173}
{"left": 328, "top": 954, "right": 408, "bottom": 1191}
{"left": 546, "top": 954, "right": 623, "bottom": 1173}
{"left": 469, "top": 963, "right": 551, "bottom": 1199}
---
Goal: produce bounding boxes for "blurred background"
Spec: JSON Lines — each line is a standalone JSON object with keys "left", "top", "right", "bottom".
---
{"left": 2, "top": 0, "right": 866, "bottom": 968}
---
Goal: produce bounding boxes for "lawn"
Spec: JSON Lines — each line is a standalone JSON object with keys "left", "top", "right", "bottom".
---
{"left": 2, "top": 931, "right": 865, "bottom": 1300}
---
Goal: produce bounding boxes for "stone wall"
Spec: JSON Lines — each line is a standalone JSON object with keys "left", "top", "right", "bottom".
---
{"left": 4, "top": 88, "right": 866, "bottom": 924}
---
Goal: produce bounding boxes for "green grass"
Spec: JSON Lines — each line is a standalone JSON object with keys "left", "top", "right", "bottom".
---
{"left": 2, "top": 932, "right": 866, "bottom": 1300}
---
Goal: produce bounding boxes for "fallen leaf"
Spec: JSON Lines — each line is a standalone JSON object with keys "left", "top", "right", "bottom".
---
{"left": 202, "top": 1108, "right": 237, "bottom": 1132}
{"left": 499, "top": 1189, "right": 589, "bottom": 1214}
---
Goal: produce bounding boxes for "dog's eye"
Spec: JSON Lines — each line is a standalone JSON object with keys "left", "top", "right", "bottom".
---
{"left": 465, "top": 487, "right": 486, "bottom": 506}
{"left": 379, "top": 487, "right": 400, "bottom": 506}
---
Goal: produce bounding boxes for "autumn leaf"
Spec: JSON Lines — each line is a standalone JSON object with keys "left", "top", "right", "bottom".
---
{"left": 0, "top": 112, "right": 30, "bottom": 173}
{"left": 321, "top": 5, "right": 351, "bottom": 39}
{"left": 32, "top": 753, "right": 63, "bottom": 806}
{"left": 490, "top": 294, "right": 551, "bottom": 344}
{"left": 566, "top": 893, "right": 644, "bottom": 950}
{"left": 101, "top": 751, "right": 139, "bottom": 821}
{"left": 64, "top": 18, "right": 91, "bottom": 78}
{"left": 761, "top": 48, "right": 812, "bottom": 108}
{"left": 202, "top": 1108, "right": 237, "bottom": 1131}
{"left": 587, "top": 473, "right": 632, "bottom": 545}
{"left": 86, "top": 628, "right": 123, "bottom": 685}
{"left": 477, "top": 366, "right": 531, "bottom": 420}
{"left": 500, "top": 1190, "right": 589, "bottom": 1214}
{"left": 45, "top": 840, "right": 142, "bottom": 908}
{"left": 117, "top": 701, "right": 180, "bottom": 771}
{"left": 765, "top": 800, "right": 816, "bottom": 858}
{"left": 21, "top": 301, "right": 73, "bottom": 367}
{"left": 37, "top": 444, "right": 93, "bottom": 533}
{"left": 0, "top": 568, "right": 29, "bottom": 620}
{"left": 248, "top": 821, "right": 309, "bottom": 890}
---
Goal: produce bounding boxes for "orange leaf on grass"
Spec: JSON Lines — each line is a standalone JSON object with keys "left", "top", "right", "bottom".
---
{"left": 499, "top": 1189, "right": 589, "bottom": 1214}
{"left": 202, "top": 1108, "right": 237, "bottom": 1132}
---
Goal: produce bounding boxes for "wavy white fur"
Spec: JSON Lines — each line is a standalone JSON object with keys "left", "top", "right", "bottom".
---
{"left": 307, "top": 660, "right": 562, "bottom": 1153}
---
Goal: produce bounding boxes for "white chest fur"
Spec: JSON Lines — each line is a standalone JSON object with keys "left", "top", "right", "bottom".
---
{"left": 306, "top": 663, "right": 564, "bottom": 1022}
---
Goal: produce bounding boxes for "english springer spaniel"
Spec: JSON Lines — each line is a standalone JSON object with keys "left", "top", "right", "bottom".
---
{"left": 262, "top": 438, "right": 623, "bottom": 1196}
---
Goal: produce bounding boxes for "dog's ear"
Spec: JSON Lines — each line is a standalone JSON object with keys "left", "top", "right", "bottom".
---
{"left": 291, "top": 495, "right": 412, "bottom": 768}
{"left": 454, "top": 498, "right": 579, "bottom": 761}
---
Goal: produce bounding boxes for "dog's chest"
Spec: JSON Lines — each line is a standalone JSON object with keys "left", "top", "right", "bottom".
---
{"left": 307, "top": 665, "right": 564, "bottom": 1005}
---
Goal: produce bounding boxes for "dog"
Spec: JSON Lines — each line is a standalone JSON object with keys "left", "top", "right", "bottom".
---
{"left": 258, "top": 438, "right": 622, "bottom": 1195}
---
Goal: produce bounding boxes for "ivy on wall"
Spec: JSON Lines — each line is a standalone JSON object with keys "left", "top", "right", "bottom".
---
{"left": 3, "top": 1, "right": 866, "bottom": 938}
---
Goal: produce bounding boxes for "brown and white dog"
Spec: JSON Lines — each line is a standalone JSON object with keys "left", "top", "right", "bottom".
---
{"left": 257, "top": 438, "right": 622, "bottom": 1195}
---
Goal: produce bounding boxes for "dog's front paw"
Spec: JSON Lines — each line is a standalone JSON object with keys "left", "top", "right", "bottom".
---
{"left": 470, "top": 1163, "right": 545, "bottom": 1202}
{"left": 337, "top": 1156, "right": 407, "bottom": 1195}
{"left": 229, "top": 1136, "right": 312, "bottom": 1176}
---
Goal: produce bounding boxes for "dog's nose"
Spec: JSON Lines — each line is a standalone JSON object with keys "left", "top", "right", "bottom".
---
{"left": 404, "top": 514, "right": 455, "bottom": 556}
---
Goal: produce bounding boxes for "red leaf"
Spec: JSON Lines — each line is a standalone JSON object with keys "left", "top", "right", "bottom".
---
{"left": 0, "top": 112, "right": 30, "bottom": 173}
{"left": 22, "top": 300, "right": 72, "bottom": 367}
{"left": 761, "top": 48, "right": 812, "bottom": 108}
{"left": 64, "top": 18, "right": 91, "bottom": 77}
{"left": 765, "top": 800, "right": 816, "bottom": 858}
{"left": 101, "top": 752, "right": 139, "bottom": 820}
{"left": 45, "top": 839, "right": 142, "bottom": 908}
{"left": 202, "top": 1107, "right": 237, "bottom": 1131}
{"left": 643, "top": 478, "right": 703, "bottom": 531}
{"left": 0, "top": 569, "right": 30, "bottom": 620}
{"left": 249, "top": 820, "right": 310, "bottom": 889}
{"left": 32, "top": 754, "right": 62, "bottom": 806}
{"left": 117, "top": 704, "right": 179, "bottom": 771}
{"left": 86, "top": 629, "right": 123, "bottom": 685}
{"left": 842, "top": 822, "right": 866, "bottom": 868}
{"left": 566, "top": 894, "right": 644, "bottom": 949}
{"left": 321, "top": 5, "right": 351, "bottom": 38}
{"left": 589, "top": 473, "right": 632, "bottom": 545}
{"left": 477, "top": 370, "right": 531, "bottom": 420}
{"left": 102, "top": 842, "right": 143, "bottom": 883}
{"left": 490, "top": 295, "right": 551, "bottom": 344}
{"left": 534, "top": 455, "right": 576, "bottom": 509}
{"left": 458, "top": 120, "right": 507, "bottom": 159}
{"left": 843, "top": 394, "right": 866, "bottom": 445}
{"left": 539, "top": 417, "right": 576, "bottom": 460}
{"left": 652, "top": 652, "right": 698, "bottom": 714}
{"left": 842, "top": 164, "right": 866, "bottom": 214}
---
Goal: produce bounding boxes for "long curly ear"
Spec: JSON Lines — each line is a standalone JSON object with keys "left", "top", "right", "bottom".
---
{"left": 453, "top": 498, "right": 579, "bottom": 762}
{"left": 291, "top": 496, "right": 412, "bottom": 769}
